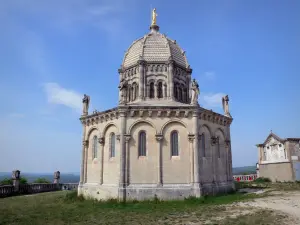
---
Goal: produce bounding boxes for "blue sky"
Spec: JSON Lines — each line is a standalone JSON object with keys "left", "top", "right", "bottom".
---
{"left": 1, "top": 0, "right": 300, "bottom": 173}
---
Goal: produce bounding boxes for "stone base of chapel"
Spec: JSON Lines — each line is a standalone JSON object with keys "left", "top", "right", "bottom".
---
{"left": 78, "top": 181, "right": 235, "bottom": 201}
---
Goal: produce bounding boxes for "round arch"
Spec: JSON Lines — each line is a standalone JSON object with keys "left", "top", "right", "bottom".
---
{"left": 198, "top": 124, "right": 212, "bottom": 137}
{"left": 102, "top": 122, "right": 119, "bottom": 137}
{"left": 86, "top": 126, "right": 99, "bottom": 141}
{"left": 214, "top": 128, "right": 226, "bottom": 140}
{"left": 128, "top": 120, "right": 157, "bottom": 135}
{"left": 160, "top": 119, "right": 188, "bottom": 135}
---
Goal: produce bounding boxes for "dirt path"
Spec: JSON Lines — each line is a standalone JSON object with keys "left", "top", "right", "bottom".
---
{"left": 238, "top": 191, "right": 300, "bottom": 224}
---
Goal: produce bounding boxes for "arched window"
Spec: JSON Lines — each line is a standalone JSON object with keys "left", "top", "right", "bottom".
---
{"left": 138, "top": 131, "right": 146, "bottom": 156}
{"left": 174, "top": 84, "right": 178, "bottom": 99}
{"left": 93, "top": 135, "right": 98, "bottom": 159}
{"left": 157, "top": 82, "right": 163, "bottom": 98}
{"left": 128, "top": 85, "right": 131, "bottom": 102}
{"left": 217, "top": 137, "right": 220, "bottom": 158}
{"left": 133, "top": 83, "right": 138, "bottom": 100}
{"left": 131, "top": 86, "right": 134, "bottom": 101}
{"left": 201, "top": 134, "right": 206, "bottom": 157}
{"left": 171, "top": 131, "right": 179, "bottom": 156}
{"left": 178, "top": 87, "right": 182, "bottom": 101}
{"left": 149, "top": 82, "right": 155, "bottom": 98}
{"left": 110, "top": 133, "right": 116, "bottom": 158}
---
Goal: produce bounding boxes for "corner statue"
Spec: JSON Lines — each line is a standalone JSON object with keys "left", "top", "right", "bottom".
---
{"left": 118, "top": 78, "right": 128, "bottom": 104}
{"left": 151, "top": 8, "right": 157, "bottom": 25}
{"left": 82, "top": 94, "right": 90, "bottom": 115}
{"left": 222, "top": 95, "right": 232, "bottom": 117}
{"left": 190, "top": 79, "right": 200, "bottom": 105}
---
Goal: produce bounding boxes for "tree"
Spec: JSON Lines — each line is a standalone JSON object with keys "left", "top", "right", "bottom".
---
{"left": 20, "top": 177, "right": 28, "bottom": 184}
{"left": 33, "top": 178, "right": 50, "bottom": 184}
{"left": 0, "top": 178, "right": 13, "bottom": 185}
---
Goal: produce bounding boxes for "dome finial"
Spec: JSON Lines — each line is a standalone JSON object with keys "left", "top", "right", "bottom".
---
{"left": 150, "top": 8, "right": 159, "bottom": 32}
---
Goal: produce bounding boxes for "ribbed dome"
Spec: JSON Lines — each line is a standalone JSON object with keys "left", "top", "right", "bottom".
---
{"left": 122, "top": 31, "right": 189, "bottom": 68}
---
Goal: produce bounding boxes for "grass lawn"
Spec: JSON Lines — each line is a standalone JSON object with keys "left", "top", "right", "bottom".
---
{"left": 0, "top": 191, "right": 287, "bottom": 225}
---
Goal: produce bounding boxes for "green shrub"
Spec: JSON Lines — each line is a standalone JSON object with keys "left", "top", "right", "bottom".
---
{"left": 20, "top": 177, "right": 28, "bottom": 184}
{"left": 0, "top": 178, "right": 13, "bottom": 185}
{"left": 254, "top": 177, "right": 271, "bottom": 183}
{"left": 33, "top": 178, "right": 50, "bottom": 184}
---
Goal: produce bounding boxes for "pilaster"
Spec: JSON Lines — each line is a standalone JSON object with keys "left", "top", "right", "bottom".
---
{"left": 124, "top": 134, "right": 131, "bottom": 186}
{"left": 155, "top": 134, "right": 163, "bottom": 185}
{"left": 192, "top": 110, "right": 200, "bottom": 184}
{"left": 168, "top": 59, "right": 174, "bottom": 99}
{"left": 80, "top": 122, "right": 87, "bottom": 185}
{"left": 138, "top": 60, "right": 145, "bottom": 100}
{"left": 98, "top": 137, "right": 105, "bottom": 184}
{"left": 188, "top": 134, "right": 195, "bottom": 184}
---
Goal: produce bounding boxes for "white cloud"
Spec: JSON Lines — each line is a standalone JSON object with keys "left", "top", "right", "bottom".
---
{"left": 201, "top": 92, "right": 226, "bottom": 108}
{"left": 204, "top": 71, "right": 216, "bottom": 80}
{"left": 43, "top": 83, "right": 82, "bottom": 113}
{"left": 0, "top": 0, "right": 136, "bottom": 36}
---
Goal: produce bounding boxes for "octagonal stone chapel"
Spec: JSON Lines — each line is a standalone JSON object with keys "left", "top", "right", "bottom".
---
{"left": 78, "top": 9, "right": 234, "bottom": 200}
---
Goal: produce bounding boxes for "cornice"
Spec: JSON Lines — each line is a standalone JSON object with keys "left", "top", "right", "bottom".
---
{"left": 80, "top": 105, "right": 233, "bottom": 127}
{"left": 199, "top": 107, "right": 233, "bottom": 127}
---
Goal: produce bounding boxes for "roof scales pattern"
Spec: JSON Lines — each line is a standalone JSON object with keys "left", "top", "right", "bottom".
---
{"left": 122, "top": 32, "right": 188, "bottom": 68}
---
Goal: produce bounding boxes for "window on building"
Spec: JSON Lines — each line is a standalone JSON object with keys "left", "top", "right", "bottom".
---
{"left": 157, "top": 82, "right": 163, "bottom": 98}
{"left": 128, "top": 85, "right": 131, "bottom": 102}
{"left": 171, "top": 131, "right": 179, "bottom": 156}
{"left": 110, "top": 133, "right": 116, "bottom": 158}
{"left": 174, "top": 84, "right": 177, "bottom": 99}
{"left": 138, "top": 131, "right": 146, "bottom": 156}
{"left": 93, "top": 135, "right": 98, "bottom": 159}
{"left": 178, "top": 87, "right": 182, "bottom": 101}
{"left": 149, "top": 83, "right": 154, "bottom": 98}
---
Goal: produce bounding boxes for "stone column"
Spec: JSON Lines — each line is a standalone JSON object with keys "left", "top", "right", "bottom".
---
{"left": 188, "top": 135, "right": 195, "bottom": 184}
{"left": 118, "top": 109, "right": 127, "bottom": 201}
{"left": 12, "top": 170, "right": 20, "bottom": 192}
{"left": 98, "top": 137, "right": 105, "bottom": 185}
{"left": 163, "top": 83, "right": 167, "bottom": 99}
{"left": 192, "top": 110, "right": 200, "bottom": 186}
{"left": 83, "top": 140, "right": 89, "bottom": 183}
{"left": 80, "top": 120, "right": 87, "bottom": 185}
{"left": 211, "top": 137, "right": 217, "bottom": 182}
{"left": 154, "top": 83, "right": 158, "bottom": 99}
{"left": 138, "top": 60, "right": 145, "bottom": 100}
{"left": 155, "top": 135, "right": 163, "bottom": 185}
{"left": 80, "top": 140, "right": 88, "bottom": 184}
{"left": 168, "top": 59, "right": 174, "bottom": 99}
{"left": 225, "top": 124, "right": 233, "bottom": 182}
{"left": 124, "top": 135, "right": 131, "bottom": 186}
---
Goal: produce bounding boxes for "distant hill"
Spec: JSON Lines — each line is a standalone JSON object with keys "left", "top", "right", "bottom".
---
{"left": 232, "top": 166, "right": 257, "bottom": 175}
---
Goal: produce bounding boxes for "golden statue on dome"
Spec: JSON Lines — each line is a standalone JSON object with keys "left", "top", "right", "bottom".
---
{"left": 151, "top": 8, "right": 157, "bottom": 25}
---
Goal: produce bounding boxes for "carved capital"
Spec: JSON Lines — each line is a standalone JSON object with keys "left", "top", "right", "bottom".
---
{"left": 148, "top": 111, "right": 153, "bottom": 117}
{"left": 188, "top": 134, "right": 195, "bottom": 143}
{"left": 83, "top": 140, "right": 89, "bottom": 147}
{"left": 124, "top": 134, "right": 131, "bottom": 143}
{"left": 116, "top": 135, "right": 120, "bottom": 141}
{"left": 157, "top": 111, "right": 162, "bottom": 117}
{"left": 211, "top": 136, "right": 218, "bottom": 145}
{"left": 98, "top": 137, "right": 105, "bottom": 145}
{"left": 155, "top": 135, "right": 163, "bottom": 142}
